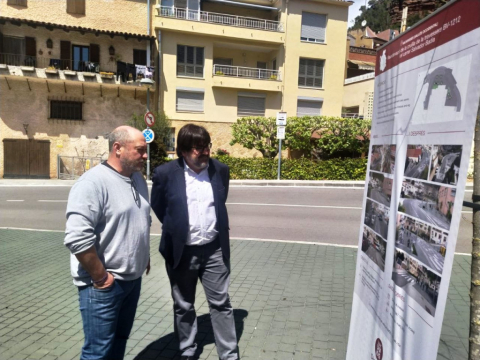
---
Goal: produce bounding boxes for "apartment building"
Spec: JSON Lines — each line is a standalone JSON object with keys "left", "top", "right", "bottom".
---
{"left": 0, "top": 0, "right": 351, "bottom": 178}
{"left": 154, "top": 0, "right": 351, "bottom": 156}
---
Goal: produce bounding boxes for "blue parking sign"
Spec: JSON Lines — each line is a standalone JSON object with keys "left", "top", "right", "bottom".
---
{"left": 142, "top": 128, "right": 155, "bottom": 144}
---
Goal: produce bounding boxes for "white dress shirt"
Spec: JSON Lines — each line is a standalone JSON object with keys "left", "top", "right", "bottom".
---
{"left": 184, "top": 162, "right": 218, "bottom": 246}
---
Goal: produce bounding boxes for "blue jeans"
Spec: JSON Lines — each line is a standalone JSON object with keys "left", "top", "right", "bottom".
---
{"left": 78, "top": 277, "right": 142, "bottom": 360}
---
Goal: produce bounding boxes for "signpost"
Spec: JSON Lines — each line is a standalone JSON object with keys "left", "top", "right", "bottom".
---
{"left": 276, "top": 112, "right": 287, "bottom": 180}
{"left": 346, "top": 1, "right": 480, "bottom": 359}
{"left": 144, "top": 111, "right": 155, "bottom": 127}
{"left": 142, "top": 128, "right": 155, "bottom": 144}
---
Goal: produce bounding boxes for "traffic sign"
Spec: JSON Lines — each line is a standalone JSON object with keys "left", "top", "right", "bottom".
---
{"left": 142, "top": 128, "right": 155, "bottom": 143}
{"left": 144, "top": 111, "right": 155, "bottom": 127}
{"left": 277, "top": 126, "right": 285, "bottom": 140}
{"left": 276, "top": 112, "right": 287, "bottom": 126}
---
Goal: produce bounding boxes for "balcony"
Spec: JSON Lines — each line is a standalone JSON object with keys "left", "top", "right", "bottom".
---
{"left": 0, "top": 53, "right": 151, "bottom": 86}
{"left": 212, "top": 64, "right": 282, "bottom": 92}
{"left": 155, "top": 6, "right": 284, "bottom": 44}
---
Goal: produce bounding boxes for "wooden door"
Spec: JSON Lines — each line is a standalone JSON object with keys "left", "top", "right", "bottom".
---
{"left": 3, "top": 139, "right": 50, "bottom": 178}
{"left": 29, "top": 140, "right": 50, "bottom": 177}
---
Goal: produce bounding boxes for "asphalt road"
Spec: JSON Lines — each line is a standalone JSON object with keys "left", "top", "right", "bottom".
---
{"left": 0, "top": 185, "right": 474, "bottom": 254}
{"left": 401, "top": 198, "right": 450, "bottom": 230}
{"left": 397, "top": 230, "right": 445, "bottom": 273}
{"left": 369, "top": 188, "right": 391, "bottom": 207}
{"left": 405, "top": 148, "right": 430, "bottom": 179}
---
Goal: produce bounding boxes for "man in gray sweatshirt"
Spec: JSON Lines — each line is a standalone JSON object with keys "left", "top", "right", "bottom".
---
{"left": 65, "top": 126, "right": 151, "bottom": 360}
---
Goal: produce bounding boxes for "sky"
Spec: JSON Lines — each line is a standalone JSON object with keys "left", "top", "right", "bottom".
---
{"left": 348, "top": 0, "right": 368, "bottom": 28}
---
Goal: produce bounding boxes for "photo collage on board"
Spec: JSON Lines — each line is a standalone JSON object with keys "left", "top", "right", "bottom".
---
{"left": 362, "top": 145, "right": 396, "bottom": 272}
{"left": 392, "top": 145, "right": 462, "bottom": 317}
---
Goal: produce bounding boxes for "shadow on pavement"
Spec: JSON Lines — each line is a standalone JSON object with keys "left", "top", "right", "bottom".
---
{"left": 135, "top": 309, "right": 248, "bottom": 360}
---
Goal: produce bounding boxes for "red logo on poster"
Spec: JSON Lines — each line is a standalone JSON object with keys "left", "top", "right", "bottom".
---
{"left": 375, "top": 338, "right": 383, "bottom": 360}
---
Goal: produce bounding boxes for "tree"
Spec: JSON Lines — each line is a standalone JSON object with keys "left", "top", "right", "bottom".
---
{"left": 230, "top": 117, "right": 278, "bottom": 158}
{"left": 350, "top": 0, "right": 392, "bottom": 33}
{"left": 286, "top": 116, "right": 371, "bottom": 160}
{"left": 127, "top": 111, "right": 172, "bottom": 170}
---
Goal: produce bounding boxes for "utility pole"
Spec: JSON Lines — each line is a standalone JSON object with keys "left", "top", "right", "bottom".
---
{"left": 470, "top": 102, "right": 480, "bottom": 360}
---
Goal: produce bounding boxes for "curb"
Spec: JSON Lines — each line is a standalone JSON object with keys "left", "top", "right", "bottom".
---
{"left": 0, "top": 179, "right": 474, "bottom": 189}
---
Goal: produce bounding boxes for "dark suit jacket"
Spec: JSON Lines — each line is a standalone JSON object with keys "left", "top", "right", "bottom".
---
{"left": 151, "top": 158, "right": 230, "bottom": 269}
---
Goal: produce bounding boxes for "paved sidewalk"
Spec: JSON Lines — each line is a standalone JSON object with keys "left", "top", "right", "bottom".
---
{"left": 0, "top": 229, "right": 471, "bottom": 359}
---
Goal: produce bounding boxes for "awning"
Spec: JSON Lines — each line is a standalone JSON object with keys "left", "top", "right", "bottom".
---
{"left": 203, "top": 0, "right": 279, "bottom": 11}
{"left": 347, "top": 59, "right": 375, "bottom": 70}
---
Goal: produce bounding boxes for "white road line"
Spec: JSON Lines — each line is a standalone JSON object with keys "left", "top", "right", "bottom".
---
{"left": 0, "top": 228, "right": 472, "bottom": 256}
{"left": 6, "top": 200, "right": 24, "bottom": 202}
{"left": 227, "top": 203, "right": 362, "bottom": 210}
{"left": 38, "top": 200, "right": 68, "bottom": 203}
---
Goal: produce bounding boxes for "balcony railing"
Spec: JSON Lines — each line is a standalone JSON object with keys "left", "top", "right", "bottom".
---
{"left": 213, "top": 64, "right": 281, "bottom": 81}
{"left": 157, "top": 6, "right": 283, "bottom": 32}
{"left": 0, "top": 53, "right": 117, "bottom": 73}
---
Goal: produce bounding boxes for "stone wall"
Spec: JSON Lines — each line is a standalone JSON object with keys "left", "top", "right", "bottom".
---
{"left": 0, "top": 76, "right": 149, "bottom": 178}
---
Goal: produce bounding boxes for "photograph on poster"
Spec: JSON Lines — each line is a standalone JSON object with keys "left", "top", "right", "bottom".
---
{"left": 404, "top": 145, "right": 430, "bottom": 180}
{"left": 396, "top": 214, "right": 447, "bottom": 274}
{"left": 412, "top": 54, "right": 471, "bottom": 125}
{"left": 365, "top": 199, "right": 390, "bottom": 239}
{"left": 429, "top": 145, "right": 462, "bottom": 185}
{"left": 367, "top": 172, "right": 393, "bottom": 207}
{"left": 370, "top": 145, "right": 396, "bottom": 174}
{"left": 399, "top": 179, "right": 454, "bottom": 231}
{"left": 392, "top": 249, "right": 441, "bottom": 317}
{"left": 362, "top": 226, "right": 387, "bottom": 272}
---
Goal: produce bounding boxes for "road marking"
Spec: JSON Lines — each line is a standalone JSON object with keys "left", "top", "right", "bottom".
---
{"left": 6, "top": 200, "right": 24, "bottom": 202}
{"left": 0, "top": 228, "right": 473, "bottom": 256}
{"left": 227, "top": 203, "right": 362, "bottom": 210}
{"left": 38, "top": 200, "right": 68, "bottom": 203}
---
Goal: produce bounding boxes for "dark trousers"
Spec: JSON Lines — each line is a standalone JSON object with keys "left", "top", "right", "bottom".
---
{"left": 166, "top": 240, "right": 238, "bottom": 359}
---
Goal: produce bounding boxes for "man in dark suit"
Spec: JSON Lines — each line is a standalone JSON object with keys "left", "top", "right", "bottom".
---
{"left": 151, "top": 124, "right": 237, "bottom": 360}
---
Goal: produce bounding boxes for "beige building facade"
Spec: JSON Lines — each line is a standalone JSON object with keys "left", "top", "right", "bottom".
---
{"left": 1, "top": 0, "right": 351, "bottom": 178}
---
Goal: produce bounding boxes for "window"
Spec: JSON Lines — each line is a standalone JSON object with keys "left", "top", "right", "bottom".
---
{"left": 7, "top": 0, "right": 27, "bottom": 6}
{"left": 177, "top": 45, "right": 204, "bottom": 77}
{"left": 133, "top": 49, "right": 147, "bottom": 66}
{"left": 165, "top": 128, "right": 176, "bottom": 152}
{"left": 67, "top": 0, "right": 85, "bottom": 15}
{"left": 297, "top": 99, "right": 323, "bottom": 116}
{"left": 272, "top": 58, "right": 277, "bottom": 71}
{"left": 176, "top": 90, "right": 204, "bottom": 112}
{"left": 298, "top": 58, "right": 324, "bottom": 88}
{"left": 50, "top": 101, "right": 83, "bottom": 120}
{"left": 301, "top": 12, "right": 326, "bottom": 43}
{"left": 72, "top": 45, "right": 89, "bottom": 71}
{"left": 237, "top": 93, "right": 266, "bottom": 117}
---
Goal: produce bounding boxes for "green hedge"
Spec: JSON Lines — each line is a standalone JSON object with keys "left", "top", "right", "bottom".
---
{"left": 216, "top": 156, "right": 367, "bottom": 180}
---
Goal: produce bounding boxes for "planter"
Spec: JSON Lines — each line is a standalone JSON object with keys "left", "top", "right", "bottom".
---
{"left": 64, "top": 70, "right": 76, "bottom": 76}
{"left": 20, "top": 66, "right": 35, "bottom": 72}
{"left": 45, "top": 69, "right": 58, "bottom": 75}
{"left": 83, "top": 72, "right": 96, "bottom": 78}
{"left": 100, "top": 73, "right": 114, "bottom": 79}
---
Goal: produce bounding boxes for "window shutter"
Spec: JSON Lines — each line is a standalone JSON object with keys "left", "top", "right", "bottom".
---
{"left": 176, "top": 91, "right": 204, "bottom": 112}
{"left": 301, "top": 12, "right": 326, "bottom": 42}
{"left": 67, "top": 0, "right": 85, "bottom": 14}
{"left": 133, "top": 49, "right": 147, "bottom": 65}
{"left": 237, "top": 95, "right": 265, "bottom": 117}
{"left": 25, "top": 37, "right": 36, "bottom": 57}
{"left": 297, "top": 100, "right": 322, "bottom": 117}
{"left": 298, "top": 58, "right": 324, "bottom": 88}
{"left": 90, "top": 44, "right": 100, "bottom": 63}
{"left": 60, "top": 40, "right": 71, "bottom": 70}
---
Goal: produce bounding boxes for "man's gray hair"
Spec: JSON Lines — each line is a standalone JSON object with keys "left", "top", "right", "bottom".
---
{"left": 109, "top": 127, "right": 132, "bottom": 151}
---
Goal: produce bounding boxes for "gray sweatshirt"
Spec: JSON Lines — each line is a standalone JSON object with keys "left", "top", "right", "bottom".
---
{"left": 64, "top": 163, "right": 151, "bottom": 286}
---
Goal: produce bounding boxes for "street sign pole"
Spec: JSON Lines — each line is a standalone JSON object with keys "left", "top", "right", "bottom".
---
{"left": 276, "top": 112, "right": 287, "bottom": 180}
{"left": 146, "top": 89, "right": 150, "bottom": 181}
{"left": 277, "top": 138, "right": 282, "bottom": 180}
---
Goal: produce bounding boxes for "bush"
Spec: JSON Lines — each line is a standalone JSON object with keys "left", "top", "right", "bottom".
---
{"left": 215, "top": 156, "right": 367, "bottom": 180}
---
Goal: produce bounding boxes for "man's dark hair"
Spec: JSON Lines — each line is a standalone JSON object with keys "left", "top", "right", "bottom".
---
{"left": 176, "top": 124, "right": 211, "bottom": 158}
